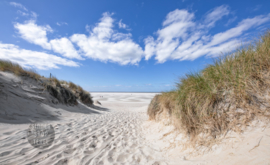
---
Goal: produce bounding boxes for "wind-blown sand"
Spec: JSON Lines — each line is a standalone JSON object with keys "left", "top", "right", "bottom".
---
{"left": 1, "top": 72, "right": 270, "bottom": 165}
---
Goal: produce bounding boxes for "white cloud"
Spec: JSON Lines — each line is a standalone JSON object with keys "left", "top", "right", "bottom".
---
{"left": 144, "top": 9, "right": 195, "bottom": 62}
{"left": 31, "top": 12, "right": 38, "bottom": 19}
{"left": 71, "top": 12, "right": 144, "bottom": 65}
{"left": 225, "top": 16, "right": 237, "bottom": 26}
{"left": 162, "top": 9, "right": 194, "bottom": 27}
{"left": 10, "top": 2, "right": 37, "bottom": 19}
{"left": 16, "top": 11, "right": 38, "bottom": 19}
{"left": 0, "top": 43, "right": 79, "bottom": 70}
{"left": 14, "top": 20, "right": 52, "bottom": 49}
{"left": 144, "top": 8, "right": 270, "bottom": 63}
{"left": 56, "top": 22, "right": 68, "bottom": 26}
{"left": 204, "top": 5, "right": 230, "bottom": 28}
{"left": 14, "top": 21, "right": 81, "bottom": 59}
{"left": 10, "top": 2, "right": 28, "bottom": 11}
{"left": 118, "top": 19, "right": 129, "bottom": 29}
{"left": 209, "top": 14, "right": 270, "bottom": 46}
{"left": 85, "top": 24, "right": 91, "bottom": 32}
{"left": 144, "top": 36, "right": 156, "bottom": 60}
{"left": 10, "top": 5, "right": 270, "bottom": 66}
{"left": 50, "top": 38, "right": 82, "bottom": 59}
{"left": 17, "top": 10, "right": 29, "bottom": 16}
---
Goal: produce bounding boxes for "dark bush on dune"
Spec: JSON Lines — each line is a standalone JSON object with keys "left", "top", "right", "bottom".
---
{"left": 46, "top": 85, "right": 78, "bottom": 105}
{"left": 78, "top": 91, "right": 93, "bottom": 106}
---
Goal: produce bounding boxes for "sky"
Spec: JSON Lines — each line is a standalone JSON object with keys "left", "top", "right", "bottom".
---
{"left": 0, "top": 0, "right": 270, "bottom": 92}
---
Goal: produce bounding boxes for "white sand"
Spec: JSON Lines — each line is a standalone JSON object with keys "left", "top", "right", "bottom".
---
{"left": 1, "top": 72, "right": 270, "bottom": 165}
{"left": 0, "top": 72, "right": 165, "bottom": 165}
{"left": 143, "top": 119, "right": 270, "bottom": 165}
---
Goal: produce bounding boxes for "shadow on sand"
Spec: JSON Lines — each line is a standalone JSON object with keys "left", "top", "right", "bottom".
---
{"left": 89, "top": 105, "right": 110, "bottom": 112}
{"left": 0, "top": 102, "right": 110, "bottom": 124}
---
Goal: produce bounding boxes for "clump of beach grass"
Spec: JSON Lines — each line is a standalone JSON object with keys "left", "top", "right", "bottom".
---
{"left": 0, "top": 59, "right": 93, "bottom": 106}
{"left": 148, "top": 31, "right": 270, "bottom": 147}
{"left": 0, "top": 60, "right": 40, "bottom": 80}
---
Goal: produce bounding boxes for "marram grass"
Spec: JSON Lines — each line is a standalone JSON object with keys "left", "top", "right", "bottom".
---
{"left": 148, "top": 31, "right": 270, "bottom": 146}
{"left": 0, "top": 59, "right": 93, "bottom": 105}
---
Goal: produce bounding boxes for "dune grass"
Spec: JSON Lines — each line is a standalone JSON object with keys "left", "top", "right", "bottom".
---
{"left": 0, "top": 60, "right": 41, "bottom": 80}
{"left": 0, "top": 59, "right": 93, "bottom": 106}
{"left": 148, "top": 31, "right": 270, "bottom": 145}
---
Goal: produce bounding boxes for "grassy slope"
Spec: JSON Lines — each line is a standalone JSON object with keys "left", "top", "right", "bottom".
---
{"left": 148, "top": 31, "right": 270, "bottom": 146}
{"left": 0, "top": 60, "right": 93, "bottom": 105}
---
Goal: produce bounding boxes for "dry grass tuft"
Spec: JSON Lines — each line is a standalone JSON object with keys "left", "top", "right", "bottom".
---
{"left": 0, "top": 60, "right": 40, "bottom": 80}
{"left": 148, "top": 31, "right": 270, "bottom": 147}
{"left": 69, "top": 81, "right": 78, "bottom": 90}
{"left": 0, "top": 59, "right": 93, "bottom": 106}
{"left": 51, "top": 76, "right": 61, "bottom": 87}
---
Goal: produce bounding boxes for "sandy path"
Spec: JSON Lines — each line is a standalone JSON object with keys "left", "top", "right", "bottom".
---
{"left": 2, "top": 72, "right": 269, "bottom": 165}
{"left": 0, "top": 83, "right": 165, "bottom": 165}
{"left": 0, "top": 110, "right": 167, "bottom": 165}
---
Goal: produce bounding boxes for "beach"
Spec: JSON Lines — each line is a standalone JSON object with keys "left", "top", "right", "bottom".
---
{"left": 1, "top": 71, "right": 270, "bottom": 165}
{"left": 0, "top": 72, "right": 166, "bottom": 165}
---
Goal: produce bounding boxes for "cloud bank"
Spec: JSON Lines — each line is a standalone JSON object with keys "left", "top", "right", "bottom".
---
{"left": 3, "top": 4, "right": 270, "bottom": 70}
{"left": 144, "top": 6, "right": 270, "bottom": 63}
{"left": 0, "top": 43, "right": 79, "bottom": 70}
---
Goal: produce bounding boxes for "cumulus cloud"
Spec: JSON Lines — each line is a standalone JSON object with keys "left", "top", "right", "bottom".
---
{"left": 14, "top": 20, "right": 52, "bottom": 49}
{"left": 10, "top": 5, "right": 270, "bottom": 67}
{"left": 14, "top": 20, "right": 81, "bottom": 59}
{"left": 0, "top": 43, "right": 79, "bottom": 70}
{"left": 144, "top": 7, "right": 270, "bottom": 63}
{"left": 50, "top": 38, "right": 82, "bottom": 59}
{"left": 71, "top": 12, "right": 144, "bottom": 65}
{"left": 145, "top": 9, "right": 195, "bottom": 62}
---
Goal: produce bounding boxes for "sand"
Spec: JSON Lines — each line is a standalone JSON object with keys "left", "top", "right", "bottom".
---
{"left": 1, "top": 71, "right": 270, "bottom": 165}
{"left": 0, "top": 72, "right": 165, "bottom": 165}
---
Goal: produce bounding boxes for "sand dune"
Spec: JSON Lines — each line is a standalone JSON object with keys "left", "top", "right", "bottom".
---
{"left": 0, "top": 72, "right": 166, "bottom": 164}
{"left": 1, "top": 71, "right": 270, "bottom": 165}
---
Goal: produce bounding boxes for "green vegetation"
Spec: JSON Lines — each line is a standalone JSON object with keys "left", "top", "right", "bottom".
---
{"left": 0, "top": 60, "right": 40, "bottom": 80}
{"left": 148, "top": 31, "right": 270, "bottom": 145}
{"left": 0, "top": 60, "right": 93, "bottom": 106}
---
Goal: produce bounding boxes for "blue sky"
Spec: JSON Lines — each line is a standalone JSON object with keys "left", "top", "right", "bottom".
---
{"left": 0, "top": 0, "right": 270, "bottom": 92}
